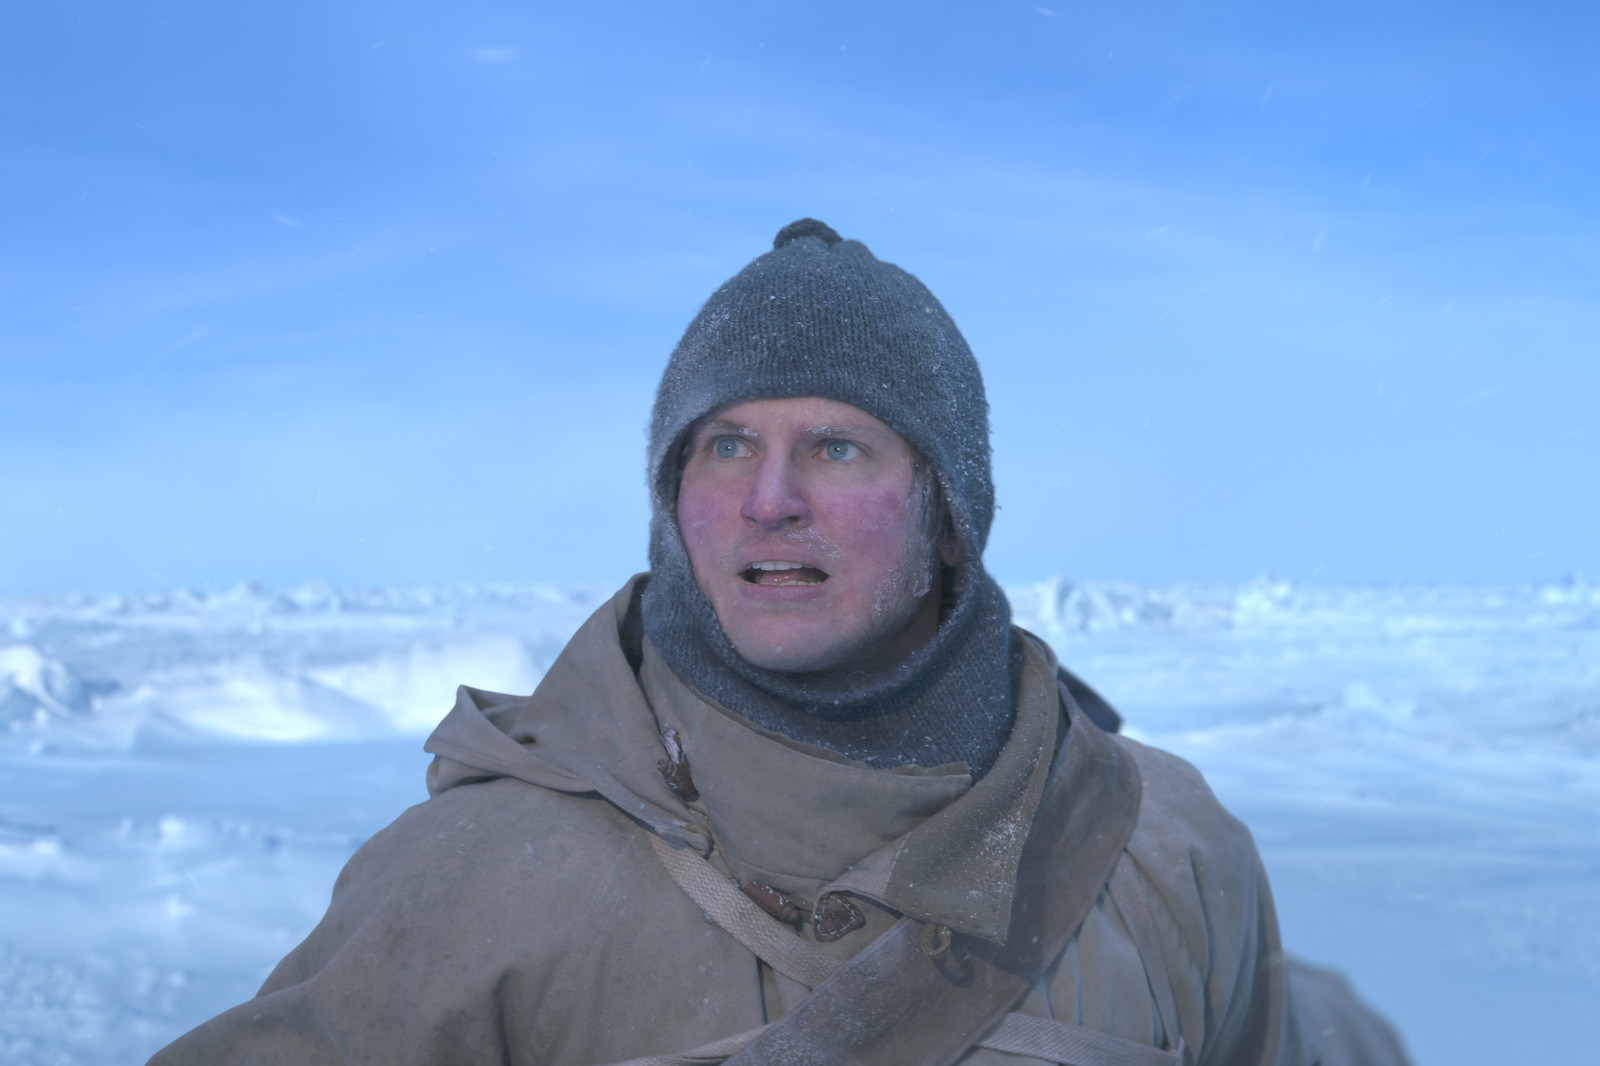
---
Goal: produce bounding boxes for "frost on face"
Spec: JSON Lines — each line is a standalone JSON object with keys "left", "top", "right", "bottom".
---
{"left": 868, "top": 484, "right": 939, "bottom": 622}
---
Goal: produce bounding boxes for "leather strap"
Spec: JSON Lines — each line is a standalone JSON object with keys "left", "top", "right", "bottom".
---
{"left": 647, "top": 841, "right": 1182, "bottom": 1066}
{"left": 1109, "top": 854, "right": 1186, "bottom": 1063}
{"left": 648, "top": 834, "right": 840, "bottom": 990}
{"left": 720, "top": 691, "right": 1142, "bottom": 1066}
{"left": 606, "top": 1013, "right": 1180, "bottom": 1066}
{"left": 982, "top": 1013, "right": 1182, "bottom": 1066}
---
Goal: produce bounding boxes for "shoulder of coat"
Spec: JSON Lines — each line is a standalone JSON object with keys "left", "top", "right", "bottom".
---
{"left": 1107, "top": 734, "right": 1262, "bottom": 889}
{"left": 352, "top": 774, "right": 656, "bottom": 883}
{"left": 1099, "top": 736, "right": 1269, "bottom": 972}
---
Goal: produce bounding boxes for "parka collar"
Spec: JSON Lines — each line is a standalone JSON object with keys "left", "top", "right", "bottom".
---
{"left": 642, "top": 622, "right": 1063, "bottom": 944}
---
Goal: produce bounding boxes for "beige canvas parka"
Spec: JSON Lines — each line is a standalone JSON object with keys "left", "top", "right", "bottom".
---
{"left": 149, "top": 577, "right": 1316, "bottom": 1066}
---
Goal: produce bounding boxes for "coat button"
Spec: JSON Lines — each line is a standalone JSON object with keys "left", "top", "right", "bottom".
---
{"left": 740, "top": 881, "right": 803, "bottom": 926}
{"left": 812, "top": 893, "right": 865, "bottom": 942}
{"left": 656, "top": 727, "right": 699, "bottom": 801}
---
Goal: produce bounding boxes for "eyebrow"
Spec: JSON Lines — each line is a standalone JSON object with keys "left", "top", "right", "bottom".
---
{"left": 801, "top": 424, "right": 877, "bottom": 438}
{"left": 694, "top": 419, "right": 880, "bottom": 439}
{"left": 695, "top": 419, "right": 758, "bottom": 437}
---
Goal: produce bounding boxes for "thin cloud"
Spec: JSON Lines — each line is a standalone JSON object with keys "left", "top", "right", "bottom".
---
{"left": 1159, "top": 84, "right": 1192, "bottom": 115}
{"left": 162, "top": 323, "right": 214, "bottom": 357}
{"left": 466, "top": 46, "right": 521, "bottom": 64}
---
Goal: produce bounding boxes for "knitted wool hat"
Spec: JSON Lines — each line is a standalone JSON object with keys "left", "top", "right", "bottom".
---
{"left": 646, "top": 218, "right": 993, "bottom": 554}
{"left": 640, "top": 219, "right": 1015, "bottom": 775}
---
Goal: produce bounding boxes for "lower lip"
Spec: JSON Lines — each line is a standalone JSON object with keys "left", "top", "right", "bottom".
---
{"left": 736, "top": 575, "right": 830, "bottom": 603}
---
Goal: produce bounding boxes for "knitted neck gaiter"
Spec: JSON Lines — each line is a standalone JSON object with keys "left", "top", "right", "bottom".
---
{"left": 641, "top": 531, "right": 1017, "bottom": 779}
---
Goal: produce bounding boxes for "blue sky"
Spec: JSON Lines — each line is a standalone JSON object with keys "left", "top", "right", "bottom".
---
{"left": 3, "top": 0, "right": 1596, "bottom": 594}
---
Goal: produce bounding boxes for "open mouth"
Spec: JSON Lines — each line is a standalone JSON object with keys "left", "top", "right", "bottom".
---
{"left": 740, "top": 561, "right": 830, "bottom": 587}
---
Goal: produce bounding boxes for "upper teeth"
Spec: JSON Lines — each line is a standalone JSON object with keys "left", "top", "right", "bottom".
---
{"left": 750, "top": 561, "right": 808, "bottom": 571}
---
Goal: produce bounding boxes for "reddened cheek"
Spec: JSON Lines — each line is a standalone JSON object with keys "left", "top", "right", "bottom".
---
{"left": 817, "top": 485, "right": 915, "bottom": 522}
{"left": 676, "top": 484, "right": 724, "bottom": 540}
{"left": 676, "top": 490, "right": 730, "bottom": 591}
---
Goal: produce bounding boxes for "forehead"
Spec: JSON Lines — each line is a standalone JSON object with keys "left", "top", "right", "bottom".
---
{"left": 689, "top": 396, "right": 906, "bottom": 443}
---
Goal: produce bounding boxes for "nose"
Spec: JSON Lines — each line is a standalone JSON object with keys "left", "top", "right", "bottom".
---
{"left": 741, "top": 453, "right": 811, "bottom": 531}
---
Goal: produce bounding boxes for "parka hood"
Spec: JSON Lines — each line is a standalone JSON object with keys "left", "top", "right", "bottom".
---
{"left": 424, "top": 576, "right": 712, "bottom": 854}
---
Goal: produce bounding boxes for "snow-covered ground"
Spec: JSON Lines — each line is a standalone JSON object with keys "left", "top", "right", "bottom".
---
{"left": 2, "top": 577, "right": 1596, "bottom": 1065}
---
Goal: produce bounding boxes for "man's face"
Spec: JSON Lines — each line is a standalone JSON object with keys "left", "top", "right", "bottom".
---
{"left": 676, "top": 396, "right": 942, "bottom": 675}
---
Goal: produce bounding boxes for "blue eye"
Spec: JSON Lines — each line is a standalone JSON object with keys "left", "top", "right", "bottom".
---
{"left": 823, "top": 440, "right": 862, "bottom": 461}
{"left": 713, "top": 437, "right": 748, "bottom": 459}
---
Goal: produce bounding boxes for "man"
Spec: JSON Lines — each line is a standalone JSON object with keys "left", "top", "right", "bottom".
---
{"left": 151, "top": 219, "right": 1407, "bottom": 1065}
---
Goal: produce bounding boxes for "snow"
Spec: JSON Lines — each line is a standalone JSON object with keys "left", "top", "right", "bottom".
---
{"left": 2, "top": 577, "right": 1597, "bottom": 1064}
